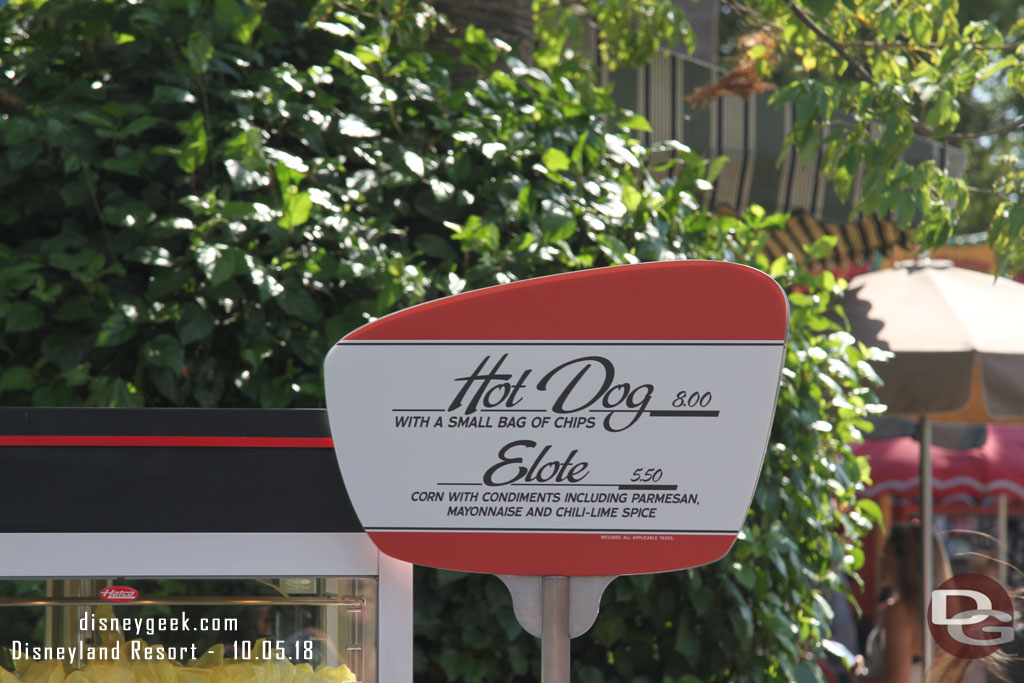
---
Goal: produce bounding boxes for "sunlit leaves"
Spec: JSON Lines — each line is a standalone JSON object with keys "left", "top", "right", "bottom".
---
{"left": 155, "top": 112, "right": 208, "bottom": 174}
{"left": 213, "top": 0, "right": 262, "bottom": 44}
{"left": 759, "top": 0, "right": 1024, "bottom": 273}
{"left": 534, "top": 0, "right": 693, "bottom": 72}
{"left": 337, "top": 114, "right": 378, "bottom": 138}
{"left": 182, "top": 31, "right": 213, "bottom": 74}
{"left": 617, "top": 114, "right": 653, "bottom": 133}
{"left": 278, "top": 191, "right": 313, "bottom": 229}
{"left": 541, "top": 148, "right": 570, "bottom": 173}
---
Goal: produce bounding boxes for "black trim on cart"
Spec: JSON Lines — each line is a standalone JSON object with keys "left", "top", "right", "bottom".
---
{"left": 0, "top": 408, "right": 363, "bottom": 534}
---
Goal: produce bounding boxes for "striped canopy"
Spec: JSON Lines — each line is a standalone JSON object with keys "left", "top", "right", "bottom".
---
{"left": 761, "top": 212, "right": 910, "bottom": 267}
{"left": 854, "top": 425, "right": 1024, "bottom": 510}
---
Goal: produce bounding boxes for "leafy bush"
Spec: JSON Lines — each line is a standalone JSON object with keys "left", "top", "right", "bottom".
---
{"left": 0, "top": 0, "right": 709, "bottom": 408}
{"left": 0, "top": 0, "right": 879, "bottom": 680}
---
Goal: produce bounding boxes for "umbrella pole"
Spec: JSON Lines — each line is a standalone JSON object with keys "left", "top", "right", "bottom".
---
{"left": 998, "top": 493, "right": 1009, "bottom": 587}
{"left": 920, "top": 414, "right": 933, "bottom": 680}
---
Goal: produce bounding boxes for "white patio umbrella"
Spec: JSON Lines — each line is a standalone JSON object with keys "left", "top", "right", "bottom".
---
{"left": 840, "top": 259, "right": 1024, "bottom": 676}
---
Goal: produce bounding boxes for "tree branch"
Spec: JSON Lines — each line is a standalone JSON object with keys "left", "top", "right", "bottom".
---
{"left": 786, "top": 1, "right": 872, "bottom": 83}
{"left": 945, "top": 115, "right": 1024, "bottom": 142}
{"left": 786, "top": 2, "right": 942, "bottom": 138}
{"left": 844, "top": 40, "right": 1023, "bottom": 52}
{"left": 758, "top": 1, "right": 1024, "bottom": 146}
{"left": 722, "top": 0, "right": 773, "bottom": 27}
{"left": 966, "top": 185, "right": 1009, "bottom": 201}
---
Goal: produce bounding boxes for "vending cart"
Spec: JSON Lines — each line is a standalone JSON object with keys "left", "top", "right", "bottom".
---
{"left": 0, "top": 407, "right": 411, "bottom": 683}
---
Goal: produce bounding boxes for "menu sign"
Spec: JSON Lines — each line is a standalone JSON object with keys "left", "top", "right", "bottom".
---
{"left": 324, "top": 262, "right": 788, "bottom": 576}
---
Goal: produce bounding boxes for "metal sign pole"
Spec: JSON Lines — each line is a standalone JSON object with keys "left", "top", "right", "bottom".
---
{"left": 541, "top": 576, "right": 570, "bottom": 683}
{"left": 920, "top": 413, "right": 934, "bottom": 681}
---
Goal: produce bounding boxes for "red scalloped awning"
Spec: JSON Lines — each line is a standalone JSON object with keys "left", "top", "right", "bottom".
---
{"left": 854, "top": 424, "right": 1024, "bottom": 509}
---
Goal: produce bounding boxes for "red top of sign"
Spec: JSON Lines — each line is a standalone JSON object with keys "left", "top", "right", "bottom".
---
{"left": 347, "top": 261, "right": 787, "bottom": 342}
{"left": 327, "top": 261, "right": 788, "bottom": 576}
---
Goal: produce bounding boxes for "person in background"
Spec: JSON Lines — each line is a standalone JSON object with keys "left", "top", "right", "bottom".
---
{"left": 855, "top": 522, "right": 954, "bottom": 683}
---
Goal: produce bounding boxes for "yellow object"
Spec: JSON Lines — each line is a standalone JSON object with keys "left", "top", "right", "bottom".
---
{"left": 71, "top": 665, "right": 133, "bottom": 683}
{"left": 0, "top": 667, "right": 22, "bottom": 683}
{"left": 191, "top": 645, "right": 223, "bottom": 670}
{"left": 17, "top": 661, "right": 64, "bottom": 683}
{"left": 313, "top": 665, "right": 356, "bottom": 683}
{"left": 93, "top": 608, "right": 125, "bottom": 656}
{"left": 173, "top": 671, "right": 211, "bottom": 683}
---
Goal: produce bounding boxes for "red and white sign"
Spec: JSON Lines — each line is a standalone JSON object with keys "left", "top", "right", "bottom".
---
{"left": 100, "top": 586, "right": 139, "bottom": 603}
{"left": 324, "top": 262, "right": 788, "bottom": 575}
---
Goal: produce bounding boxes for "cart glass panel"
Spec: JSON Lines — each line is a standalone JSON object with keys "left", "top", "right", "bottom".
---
{"left": 0, "top": 577, "right": 378, "bottom": 683}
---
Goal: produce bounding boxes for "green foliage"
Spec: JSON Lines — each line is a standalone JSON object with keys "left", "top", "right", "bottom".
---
{"left": 0, "top": 0, "right": 705, "bottom": 409}
{"left": 0, "top": 0, "right": 877, "bottom": 681}
{"left": 533, "top": 0, "right": 693, "bottom": 73}
{"left": 951, "top": 0, "right": 1024, "bottom": 238}
{"left": 729, "top": 0, "right": 1024, "bottom": 273}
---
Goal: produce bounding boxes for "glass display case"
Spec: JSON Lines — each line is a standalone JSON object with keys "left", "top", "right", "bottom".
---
{"left": 1, "top": 577, "right": 376, "bottom": 681}
{"left": 0, "top": 408, "right": 412, "bottom": 683}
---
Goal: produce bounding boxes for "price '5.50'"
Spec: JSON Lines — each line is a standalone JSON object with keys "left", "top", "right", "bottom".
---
{"left": 630, "top": 468, "right": 663, "bottom": 483}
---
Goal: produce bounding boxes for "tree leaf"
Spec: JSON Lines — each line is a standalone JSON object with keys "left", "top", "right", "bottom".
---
{"left": 5, "top": 141, "right": 43, "bottom": 170}
{"left": 803, "top": 235, "right": 839, "bottom": 260}
{"left": 804, "top": 0, "right": 837, "bottom": 16}
{"left": 278, "top": 289, "right": 320, "bottom": 322}
{"left": 5, "top": 302, "right": 44, "bottom": 333}
{"left": 3, "top": 117, "right": 39, "bottom": 144}
{"left": 143, "top": 334, "right": 185, "bottom": 372}
{"left": 177, "top": 303, "right": 215, "bottom": 345}
{"left": 415, "top": 233, "right": 457, "bottom": 260}
{"left": 118, "top": 115, "right": 164, "bottom": 139}
{"left": 183, "top": 31, "right": 213, "bottom": 74}
{"left": 622, "top": 185, "right": 642, "bottom": 212}
{"left": 856, "top": 498, "right": 884, "bottom": 526}
{"left": 0, "top": 366, "right": 34, "bottom": 393}
{"left": 539, "top": 206, "right": 576, "bottom": 242}
{"left": 278, "top": 190, "right": 313, "bottom": 229}
{"left": 542, "top": 148, "right": 571, "bottom": 173}
{"left": 403, "top": 150, "right": 425, "bottom": 177}
{"left": 100, "top": 149, "right": 147, "bottom": 176}
{"left": 214, "top": 0, "right": 262, "bottom": 43}
{"left": 209, "top": 248, "right": 246, "bottom": 288}
{"left": 95, "top": 311, "right": 137, "bottom": 347}
{"left": 618, "top": 114, "right": 652, "bottom": 133}
{"left": 151, "top": 86, "right": 197, "bottom": 106}
{"left": 53, "top": 298, "right": 95, "bottom": 322}
{"left": 337, "top": 115, "right": 378, "bottom": 138}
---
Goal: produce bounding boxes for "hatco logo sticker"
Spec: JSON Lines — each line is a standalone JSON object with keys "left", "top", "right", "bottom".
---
{"left": 100, "top": 586, "right": 139, "bottom": 603}
{"left": 928, "top": 573, "right": 1014, "bottom": 658}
